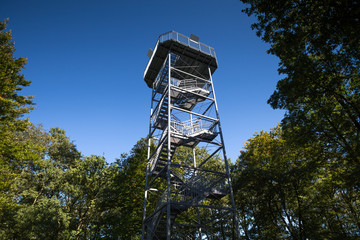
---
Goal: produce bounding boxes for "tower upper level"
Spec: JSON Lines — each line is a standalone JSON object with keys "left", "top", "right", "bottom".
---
{"left": 144, "top": 31, "right": 218, "bottom": 88}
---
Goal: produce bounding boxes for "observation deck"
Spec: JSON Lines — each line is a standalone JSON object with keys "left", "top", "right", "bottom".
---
{"left": 144, "top": 31, "right": 218, "bottom": 88}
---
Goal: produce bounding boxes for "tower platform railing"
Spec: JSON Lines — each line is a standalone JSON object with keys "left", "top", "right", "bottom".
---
{"left": 170, "top": 78, "right": 210, "bottom": 93}
{"left": 144, "top": 31, "right": 218, "bottom": 89}
{"left": 171, "top": 118, "right": 217, "bottom": 137}
{"left": 158, "top": 31, "right": 216, "bottom": 59}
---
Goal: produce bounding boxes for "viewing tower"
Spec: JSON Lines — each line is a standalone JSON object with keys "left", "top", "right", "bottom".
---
{"left": 142, "top": 31, "right": 240, "bottom": 240}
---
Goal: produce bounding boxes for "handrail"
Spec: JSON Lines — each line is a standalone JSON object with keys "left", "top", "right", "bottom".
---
{"left": 170, "top": 118, "right": 216, "bottom": 137}
{"left": 171, "top": 77, "right": 210, "bottom": 92}
{"left": 144, "top": 31, "right": 217, "bottom": 80}
{"left": 148, "top": 129, "right": 168, "bottom": 172}
{"left": 153, "top": 56, "right": 170, "bottom": 93}
{"left": 171, "top": 167, "right": 227, "bottom": 204}
{"left": 158, "top": 31, "right": 216, "bottom": 58}
{"left": 150, "top": 89, "right": 168, "bottom": 125}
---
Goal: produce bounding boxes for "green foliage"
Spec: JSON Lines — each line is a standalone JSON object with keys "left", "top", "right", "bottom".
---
{"left": 0, "top": 19, "right": 34, "bottom": 125}
{"left": 48, "top": 127, "right": 81, "bottom": 167}
{"left": 233, "top": 125, "right": 360, "bottom": 239}
{"left": 0, "top": 125, "right": 128, "bottom": 239}
{"left": 240, "top": 0, "right": 360, "bottom": 164}
{"left": 114, "top": 138, "right": 147, "bottom": 239}
{"left": 0, "top": 19, "right": 37, "bottom": 236}
{"left": 237, "top": 2, "right": 360, "bottom": 238}
{"left": 0, "top": 24, "right": 148, "bottom": 236}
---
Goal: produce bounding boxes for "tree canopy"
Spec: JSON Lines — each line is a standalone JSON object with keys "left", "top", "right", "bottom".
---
{"left": 240, "top": 0, "right": 360, "bottom": 165}
{"left": 0, "top": 19, "right": 34, "bottom": 127}
{"left": 0, "top": 19, "right": 37, "bottom": 236}
{"left": 233, "top": 1, "right": 360, "bottom": 239}
{"left": 0, "top": 19, "right": 149, "bottom": 239}
{"left": 233, "top": 125, "right": 360, "bottom": 239}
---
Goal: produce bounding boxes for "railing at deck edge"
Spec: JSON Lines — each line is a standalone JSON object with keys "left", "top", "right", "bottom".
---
{"left": 144, "top": 31, "right": 217, "bottom": 80}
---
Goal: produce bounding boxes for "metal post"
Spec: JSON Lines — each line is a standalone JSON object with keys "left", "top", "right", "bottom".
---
{"left": 192, "top": 147, "right": 196, "bottom": 168}
{"left": 141, "top": 84, "right": 155, "bottom": 240}
{"left": 197, "top": 208, "right": 202, "bottom": 238}
{"left": 166, "top": 53, "right": 172, "bottom": 240}
{"left": 208, "top": 67, "right": 241, "bottom": 240}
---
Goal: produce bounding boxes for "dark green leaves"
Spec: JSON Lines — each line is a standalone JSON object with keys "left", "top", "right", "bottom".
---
{"left": 0, "top": 19, "right": 34, "bottom": 127}
{"left": 241, "top": 0, "right": 360, "bottom": 164}
{"left": 238, "top": 1, "right": 360, "bottom": 237}
{"left": 233, "top": 126, "right": 360, "bottom": 239}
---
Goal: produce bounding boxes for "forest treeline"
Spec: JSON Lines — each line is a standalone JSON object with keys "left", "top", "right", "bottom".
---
{"left": 1, "top": 0, "right": 359, "bottom": 239}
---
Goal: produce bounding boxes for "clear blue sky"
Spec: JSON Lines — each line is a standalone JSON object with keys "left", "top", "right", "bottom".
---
{"left": 1, "top": 0, "right": 284, "bottom": 162}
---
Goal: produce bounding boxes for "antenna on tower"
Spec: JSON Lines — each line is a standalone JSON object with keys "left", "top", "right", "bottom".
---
{"left": 147, "top": 49, "right": 153, "bottom": 58}
{"left": 190, "top": 34, "right": 199, "bottom": 42}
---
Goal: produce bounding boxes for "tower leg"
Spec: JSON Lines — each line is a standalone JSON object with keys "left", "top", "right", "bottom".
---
{"left": 166, "top": 52, "right": 172, "bottom": 240}
{"left": 208, "top": 67, "right": 241, "bottom": 239}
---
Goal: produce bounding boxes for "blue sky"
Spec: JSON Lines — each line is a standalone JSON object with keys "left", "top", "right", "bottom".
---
{"left": 1, "top": 0, "right": 284, "bottom": 162}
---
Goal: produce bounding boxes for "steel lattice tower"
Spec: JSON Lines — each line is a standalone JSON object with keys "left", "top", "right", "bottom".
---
{"left": 141, "top": 31, "right": 240, "bottom": 240}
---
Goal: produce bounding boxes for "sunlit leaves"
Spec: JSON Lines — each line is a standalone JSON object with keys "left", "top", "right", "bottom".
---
{"left": 233, "top": 125, "right": 360, "bottom": 239}
{"left": 238, "top": 2, "right": 360, "bottom": 237}
{"left": 0, "top": 19, "right": 34, "bottom": 127}
{"left": 241, "top": 0, "right": 360, "bottom": 165}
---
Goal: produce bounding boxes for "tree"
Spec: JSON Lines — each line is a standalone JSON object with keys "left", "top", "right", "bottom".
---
{"left": 0, "top": 125, "right": 124, "bottom": 239}
{"left": 239, "top": 2, "right": 360, "bottom": 236}
{"left": 0, "top": 18, "right": 155, "bottom": 239}
{"left": 0, "top": 18, "right": 35, "bottom": 170}
{"left": 0, "top": 18, "right": 36, "bottom": 236}
{"left": 240, "top": 0, "right": 360, "bottom": 171}
{"left": 114, "top": 138, "right": 148, "bottom": 239}
{"left": 0, "top": 19, "right": 34, "bottom": 127}
{"left": 233, "top": 125, "right": 360, "bottom": 239}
